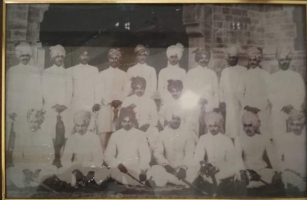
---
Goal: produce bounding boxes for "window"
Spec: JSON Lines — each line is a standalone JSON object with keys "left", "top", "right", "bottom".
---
{"left": 125, "top": 22, "right": 130, "bottom": 30}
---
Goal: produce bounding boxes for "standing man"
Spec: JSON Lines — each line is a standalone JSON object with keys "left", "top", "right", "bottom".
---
{"left": 127, "top": 45, "right": 157, "bottom": 98}
{"left": 279, "top": 110, "right": 306, "bottom": 192}
{"left": 219, "top": 46, "right": 246, "bottom": 139}
{"left": 158, "top": 43, "right": 186, "bottom": 103}
{"left": 268, "top": 47, "right": 305, "bottom": 147}
{"left": 151, "top": 111, "right": 195, "bottom": 187}
{"left": 6, "top": 42, "right": 43, "bottom": 150}
{"left": 184, "top": 47, "right": 219, "bottom": 137}
{"left": 42, "top": 44, "right": 73, "bottom": 167}
{"left": 68, "top": 47, "right": 99, "bottom": 112}
{"left": 104, "top": 106, "right": 151, "bottom": 186}
{"left": 94, "top": 48, "right": 129, "bottom": 151}
{"left": 241, "top": 47, "right": 271, "bottom": 139}
{"left": 122, "top": 76, "right": 159, "bottom": 150}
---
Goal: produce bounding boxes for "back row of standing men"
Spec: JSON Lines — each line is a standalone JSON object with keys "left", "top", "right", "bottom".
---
{"left": 6, "top": 41, "right": 306, "bottom": 191}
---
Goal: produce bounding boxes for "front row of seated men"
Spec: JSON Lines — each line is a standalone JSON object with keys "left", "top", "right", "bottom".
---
{"left": 7, "top": 104, "right": 306, "bottom": 195}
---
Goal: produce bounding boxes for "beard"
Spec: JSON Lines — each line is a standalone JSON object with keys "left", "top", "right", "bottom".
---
{"left": 279, "top": 62, "right": 290, "bottom": 71}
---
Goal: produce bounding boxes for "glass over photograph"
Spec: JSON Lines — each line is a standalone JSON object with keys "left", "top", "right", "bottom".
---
{"left": 4, "top": 3, "right": 307, "bottom": 198}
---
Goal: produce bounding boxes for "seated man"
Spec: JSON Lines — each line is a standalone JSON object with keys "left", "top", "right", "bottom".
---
{"left": 57, "top": 110, "right": 109, "bottom": 187}
{"left": 191, "top": 111, "right": 239, "bottom": 190}
{"left": 279, "top": 109, "right": 306, "bottom": 192}
{"left": 235, "top": 110, "right": 280, "bottom": 188}
{"left": 122, "top": 76, "right": 159, "bottom": 150}
{"left": 7, "top": 109, "right": 57, "bottom": 188}
{"left": 150, "top": 111, "right": 195, "bottom": 187}
{"left": 104, "top": 106, "right": 151, "bottom": 186}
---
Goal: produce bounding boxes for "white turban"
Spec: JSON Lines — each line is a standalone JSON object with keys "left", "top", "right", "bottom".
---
{"left": 276, "top": 46, "right": 292, "bottom": 60}
{"left": 165, "top": 106, "right": 184, "bottom": 122}
{"left": 74, "top": 110, "right": 91, "bottom": 125}
{"left": 248, "top": 47, "right": 262, "bottom": 58}
{"left": 225, "top": 46, "right": 239, "bottom": 57}
{"left": 205, "top": 111, "right": 224, "bottom": 127}
{"left": 166, "top": 43, "right": 184, "bottom": 60}
{"left": 50, "top": 45, "right": 66, "bottom": 58}
{"left": 15, "top": 42, "right": 32, "bottom": 59}
{"left": 242, "top": 111, "right": 260, "bottom": 128}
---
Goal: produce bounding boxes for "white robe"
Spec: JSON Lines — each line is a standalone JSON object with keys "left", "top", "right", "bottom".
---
{"left": 151, "top": 126, "right": 195, "bottom": 186}
{"left": 104, "top": 128, "right": 151, "bottom": 185}
{"left": 158, "top": 64, "right": 186, "bottom": 103}
{"left": 68, "top": 64, "right": 100, "bottom": 111}
{"left": 6, "top": 63, "right": 43, "bottom": 149}
{"left": 185, "top": 65, "right": 219, "bottom": 112}
{"left": 234, "top": 133, "right": 278, "bottom": 185}
{"left": 122, "top": 94, "right": 159, "bottom": 149}
{"left": 242, "top": 67, "right": 271, "bottom": 138}
{"left": 42, "top": 65, "right": 73, "bottom": 138}
{"left": 279, "top": 130, "right": 306, "bottom": 191}
{"left": 7, "top": 129, "right": 56, "bottom": 188}
{"left": 57, "top": 131, "right": 109, "bottom": 184}
{"left": 219, "top": 65, "right": 246, "bottom": 138}
{"left": 268, "top": 69, "right": 305, "bottom": 141}
{"left": 192, "top": 132, "right": 238, "bottom": 183}
{"left": 95, "top": 67, "right": 129, "bottom": 133}
{"left": 127, "top": 63, "right": 157, "bottom": 98}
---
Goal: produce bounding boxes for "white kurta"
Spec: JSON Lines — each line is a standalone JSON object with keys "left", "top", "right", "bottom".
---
{"left": 95, "top": 67, "right": 129, "bottom": 133}
{"left": 104, "top": 128, "right": 151, "bottom": 185}
{"left": 219, "top": 65, "right": 246, "bottom": 138}
{"left": 6, "top": 64, "right": 43, "bottom": 148}
{"left": 234, "top": 133, "right": 277, "bottom": 184}
{"left": 192, "top": 133, "right": 238, "bottom": 183}
{"left": 68, "top": 64, "right": 100, "bottom": 111}
{"left": 151, "top": 126, "right": 195, "bottom": 186}
{"left": 268, "top": 69, "right": 305, "bottom": 141}
{"left": 57, "top": 131, "right": 109, "bottom": 184}
{"left": 7, "top": 129, "right": 56, "bottom": 188}
{"left": 242, "top": 67, "right": 271, "bottom": 138}
{"left": 158, "top": 64, "right": 186, "bottom": 103}
{"left": 185, "top": 65, "right": 219, "bottom": 112}
{"left": 42, "top": 65, "right": 73, "bottom": 138}
{"left": 279, "top": 131, "right": 306, "bottom": 191}
{"left": 127, "top": 63, "right": 157, "bottom": 98}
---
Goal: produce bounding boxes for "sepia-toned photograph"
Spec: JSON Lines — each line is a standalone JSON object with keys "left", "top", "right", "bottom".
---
{"left": 2, "top": 2, "right": 307, "bottom": 199}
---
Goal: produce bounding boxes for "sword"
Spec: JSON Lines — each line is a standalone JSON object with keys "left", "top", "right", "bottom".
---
{"left": 181, "top": 178, "right": 208, "bottom": 195}
{"left": 126, "top": 172, "right": 152, "bottom": 190}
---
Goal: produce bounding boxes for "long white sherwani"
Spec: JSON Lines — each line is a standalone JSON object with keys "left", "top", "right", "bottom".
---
{"left": 42, "top": 65, "right": 73, "bottom": 138}
{"left": 122, "top": 94, "right": 159, "bottom": 149}
{"left": 6, "top": 63, "right": 43, "bottom": 148}
{"left": 219, "top": 65, "right": 246, "bottom": 138}
{"left": 279, "top": 130, "right": 306, "bottom": 192}
{"left": 104, "top": 128, "right": 151, "bottom": 185}
{"left": 191, "top": 132, "right": 239, "bottom": 184}
{"left": 7, "top": 129, "right": 57, "bottom": 188}
{"left": 158, "top": 64, "right": 186, "bottom": 103}
{"left": 68, "top": 64, "right": 100, "bottom": 111}
{"left": 234, "top": 133, "right": 279, "bottom": 187}
{"left": 268, "top": 69, "right": 305, "bottom": 146}
{"left": 151, "top": 126, "right": 195, "bottom": 186}
{"left": 242, "top": 67, "right": 271, "bottom": 138}
{"left": 127, "top": 63, "right": 157, "bottom": 98}
{"left": 95, "top": 67, "right": 129, "bottom": 133}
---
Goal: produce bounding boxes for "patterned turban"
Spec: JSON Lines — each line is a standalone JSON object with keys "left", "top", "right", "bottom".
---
{"left": 50, "top": 44, "right": 66, "bottom": 58}
{"left": 288, "top": 109, "right": 305, "bottom": 124}
{"left": 225, "top": 46, "right": 239, "bottom": 57}
{"left": 167, "top": 79, "right": 183, "bottom": 92}
{"left": 15, "top": 42, "right": 32, "bottom": 59}
{"left": 276, "top": 46, "right": 292, "bottom": 60}
{"left": 27, "top": 109, "right": 46, "bottom": 125}
{"left": 74, "top": 110, "right": 92, "bottom": 125}
{"left": 166, "top": 43, "right": 184, "bottom": 60}
{"left": 118, "top": 106, "right": 139, "bottom": 128}
{"left": 247, "top": 46, "right": 262, "bottom": 58}
{"left": 131, "top": 76, "right": 146, "bottom": 90}
{"left": 108, "top": 48, "right": 121, "bottom": 57}
{"left": 242, "top": 110, "right": 260, "bottom": 128}
{"left": 135, "top": 45, "right": 149, "bottom": 55}
{"left": 192, "top": 47, "right": 211, "bottom": 63}
{"left": 204, "top": 111, "right": 224, "bottom": 130}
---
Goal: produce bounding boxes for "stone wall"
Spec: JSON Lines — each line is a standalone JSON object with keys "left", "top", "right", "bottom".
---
{"left": 183, "top": 4, "right": 306, "bottom": 80}
{"left": 6, "top": 4, "right": 49, "bottom": 70}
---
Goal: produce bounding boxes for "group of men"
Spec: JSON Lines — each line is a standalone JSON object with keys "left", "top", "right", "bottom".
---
{"left": 5, "top": 41, "right": 306, "bottom": 195}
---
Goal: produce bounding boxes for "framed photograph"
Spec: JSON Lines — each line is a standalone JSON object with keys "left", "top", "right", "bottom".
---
{"left": 1, "top": 0, "right": 307, "bottom": 199}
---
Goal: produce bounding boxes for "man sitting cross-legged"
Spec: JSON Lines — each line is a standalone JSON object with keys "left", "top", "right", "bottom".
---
{"left": 104, "top": 106, "right": 152, "bottom": 186}
{"left": 56, "top": 110, "right": 110, "bottom": 188}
